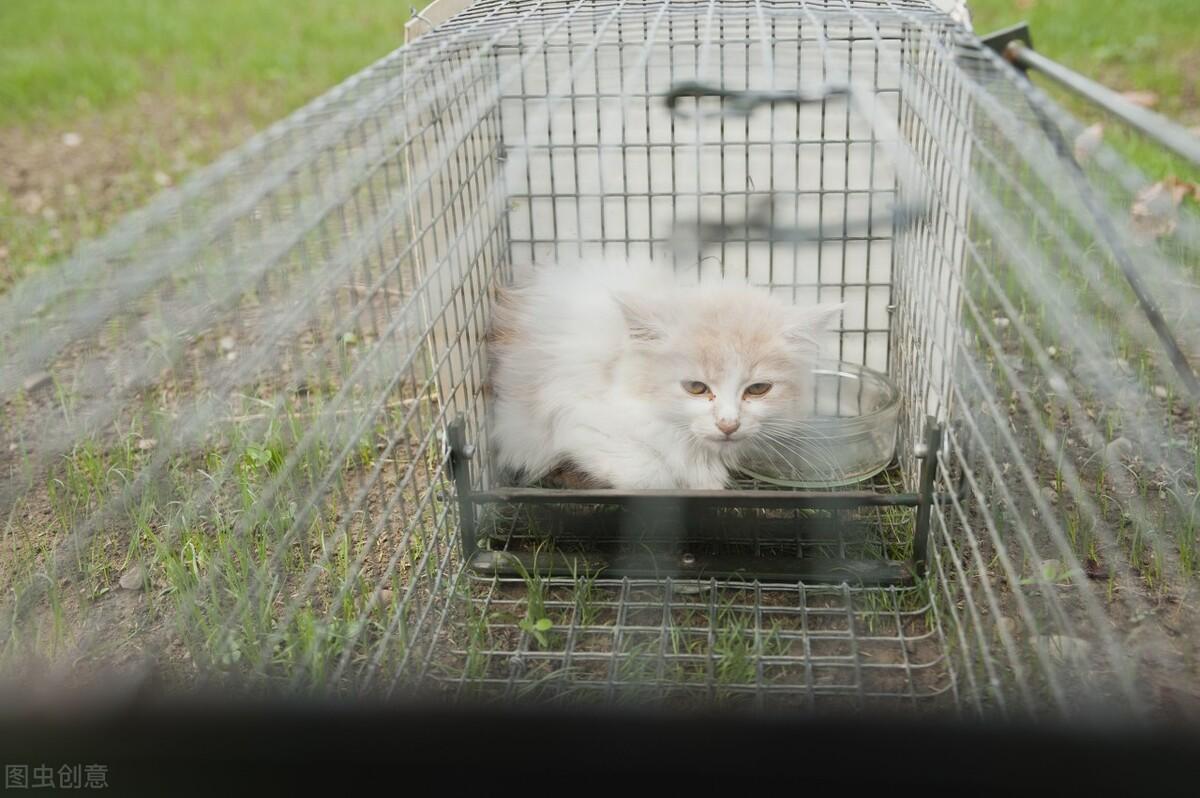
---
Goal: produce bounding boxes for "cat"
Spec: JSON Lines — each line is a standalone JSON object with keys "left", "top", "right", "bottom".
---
{"left": 486, "top": 257, "right": 843, "bottom": 490}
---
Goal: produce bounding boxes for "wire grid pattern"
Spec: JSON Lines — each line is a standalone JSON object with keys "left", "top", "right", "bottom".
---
{"left": 0, "top": 0, "right": 1196, "bottom": 721}
{"left": 445, "top": 465, "right": 951, "bottom": 706}
{"left": 436, "top": 577, "right": 954, "bottom": 707}
{"left": 497, "top": 1, "right": 923, "bottom": 381}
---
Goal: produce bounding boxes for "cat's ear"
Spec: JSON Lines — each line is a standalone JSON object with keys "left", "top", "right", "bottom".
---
{"left": 783, "top": 302, "right": 845, "bottom": 345}
{"left": 614, "top": 293, "right": 670, "bottom": 342}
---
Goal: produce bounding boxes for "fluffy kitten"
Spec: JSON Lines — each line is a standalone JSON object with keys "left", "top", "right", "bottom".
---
{"left": 487, "top": 257, "right": 842, "bottom": 490}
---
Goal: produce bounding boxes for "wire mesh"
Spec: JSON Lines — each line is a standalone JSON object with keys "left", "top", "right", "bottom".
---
{"left": 1, "top": 0, "right": 1198, "bottom": 722}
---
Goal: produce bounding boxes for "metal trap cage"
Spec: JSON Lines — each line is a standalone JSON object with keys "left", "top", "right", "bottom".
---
{"left": 4, "top": 0, "right": 1200, "bottom": 720}
{"left": 433, "top": 1, "right": 969, "bottom": 587}
{"left": 398, "top": 0, "right": 982, "bottom": 709}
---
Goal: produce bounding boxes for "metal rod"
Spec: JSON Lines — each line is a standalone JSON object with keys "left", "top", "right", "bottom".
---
{"left": 1005, "top": 41, "right": 1200, "bottom": 167}
{"left": 469, "top": 550, "right": 913, "bottom": 586}
{"left": 912, "top": 419, "right": 944, "bottom": 575}
{"left": 471, "top": 486, "right": 927, "bottom": 508}
{"left": 1015, "top": 79, "right": 1200, "bottom": 399}
{"left": 446, "top": 418, "right": 478, "bottom": 559}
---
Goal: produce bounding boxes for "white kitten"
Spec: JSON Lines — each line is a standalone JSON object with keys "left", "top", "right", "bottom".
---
{"left": 487, "top": 257, "right": 843, "bottom": 490}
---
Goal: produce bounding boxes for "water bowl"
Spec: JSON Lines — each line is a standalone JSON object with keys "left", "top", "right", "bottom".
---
{"left": 738, "top": 359, "right": 900, "bottom": 488}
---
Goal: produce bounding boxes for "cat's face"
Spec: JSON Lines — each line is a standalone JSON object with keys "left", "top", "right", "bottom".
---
{"left": 619, "top": 283, "right": 842, "bottom": 458}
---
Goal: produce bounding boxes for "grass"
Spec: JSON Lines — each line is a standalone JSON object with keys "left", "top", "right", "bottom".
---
{"left": 0, "top": 0, "right": 420, "bottom": 289}
{"left": 0, "top": 0, "right": 420, "bottom": 126}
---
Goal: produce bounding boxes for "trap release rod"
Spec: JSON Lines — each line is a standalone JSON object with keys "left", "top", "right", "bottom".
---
{"left": 1005, "top": 41, "right": 1200, "bottom": 167}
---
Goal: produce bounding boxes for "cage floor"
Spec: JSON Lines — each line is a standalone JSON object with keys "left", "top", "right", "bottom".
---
{"left": 425, "top": 463, "right": 956, "bottom": 706}
{"left": 428, "top": 574, "right": 956, "bottom": 709}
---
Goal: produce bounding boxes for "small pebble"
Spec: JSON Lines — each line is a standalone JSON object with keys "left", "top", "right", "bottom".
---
{"left": 137, "top": 438, "right": 158, "bottom": 451}
{"left": 61, "top": 131, "right": 83, "bottom": 148}
{"left": 18, "top": 192, "right": 43, "bottom": 214}
{"left": 153, "top": 170, "right": 172, "bottom": 187}
{"left": 119, "top": 565, "right": 145, "bottom": 591}
{"left": 1153, "top": 385, "right": 1169, "bottom": 399}
{"left": 379, "top": 589, "right": 394, "bottom": 605}
{"left": 992, "top": 317, "right": 1010, "bottom": 328}
{"left": 997, "top": 616, "right": 1019, "bottom": 637}
{"left": 1105, "top": 437, "right": 1135, "bottom": 461}
{"left": 1038, "top": 559, "right": 1067, "bottom": 581}
{"left": 22, "top": 371, "right": 52, "bottom": 393}
{"left": 219, "top": 336, "right": 236, "bottom": 351}
{"left": 671, "top": 582, "right": 711, "bottom": 596}
{"left": 1046, "top": 346, "right": 1058, "bottom": 357}
{"left": 1041, "top": 486, "right": 1059, "bottom": 505}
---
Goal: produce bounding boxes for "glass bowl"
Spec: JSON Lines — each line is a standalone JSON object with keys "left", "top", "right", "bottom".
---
{"left": 737, "top": 359, "right": 900, "bottom": 488}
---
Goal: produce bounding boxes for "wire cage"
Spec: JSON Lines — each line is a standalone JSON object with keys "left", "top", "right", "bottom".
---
{"left": 406, "top": 0, "right": 969, "bottom": 706}
{"left": 3, "top": 0, "right": 1200, "bottom": 720}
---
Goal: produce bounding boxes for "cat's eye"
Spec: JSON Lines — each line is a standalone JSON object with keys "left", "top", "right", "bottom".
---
{"left": 744, "top": 382, "right": 773, "bottom": 397}
{"left": 682, "top": 381, "right": 710, "bottom": 396}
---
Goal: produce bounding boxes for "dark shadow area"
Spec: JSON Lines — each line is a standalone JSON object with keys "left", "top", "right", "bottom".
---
{"left": 2, "top": 688, "right": 1198, "bottom": 793}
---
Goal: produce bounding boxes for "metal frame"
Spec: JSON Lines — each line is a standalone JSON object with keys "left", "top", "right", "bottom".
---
{"left": 448, "top": 416, "right": 949, "bottom": 585}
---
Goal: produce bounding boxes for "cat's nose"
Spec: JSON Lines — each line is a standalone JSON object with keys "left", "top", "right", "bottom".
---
{"left": 716, "top": 419, "right": 740, "bottom": 437}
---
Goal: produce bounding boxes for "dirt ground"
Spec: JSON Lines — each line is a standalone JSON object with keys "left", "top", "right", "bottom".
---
{"left": 0, "top": 91, "right": 261, "bottom": 290}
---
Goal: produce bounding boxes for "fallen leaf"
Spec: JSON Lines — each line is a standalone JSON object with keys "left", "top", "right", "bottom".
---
{"left": 1130, "top": 176, "right": 1197, "bottom": 237}
{"left": 1164, "top": 174, "right": 1200, "bottom": 201}
{"left": 1073, "top": 122, "right": 1104, "bottom": 162}
{"left": 1120, "top": 90, "right": 1159, "bottom": 109}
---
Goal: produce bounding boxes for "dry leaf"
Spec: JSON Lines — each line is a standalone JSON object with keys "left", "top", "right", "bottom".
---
{"left": 1073, "top": 123, "right": 1104, "bottom": 162}
{"left": 1162, "top": 175, "right": 1198, "bottom": 202}
{"left": 1120, "top": 90, "right": 1159, "bottom": 109}
{"left": 1131, "top": 182, "right": 1179, "bottom": 237}
{"left": 1130, "top": 176, "right": 1199, "bottom": 238}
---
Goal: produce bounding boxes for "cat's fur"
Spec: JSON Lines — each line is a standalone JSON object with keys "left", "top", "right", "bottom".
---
{"left": 487, "top": 257, "right": 843, "bottom": 490}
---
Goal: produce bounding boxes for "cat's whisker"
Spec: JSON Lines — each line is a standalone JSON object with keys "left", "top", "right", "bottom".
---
{"left": 753, "top": 428, "right": 847, "bottom": 480}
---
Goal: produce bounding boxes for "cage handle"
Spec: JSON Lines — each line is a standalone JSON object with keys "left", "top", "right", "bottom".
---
{"left": 663, "top": 80, "right": 927, "bottom": 248}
